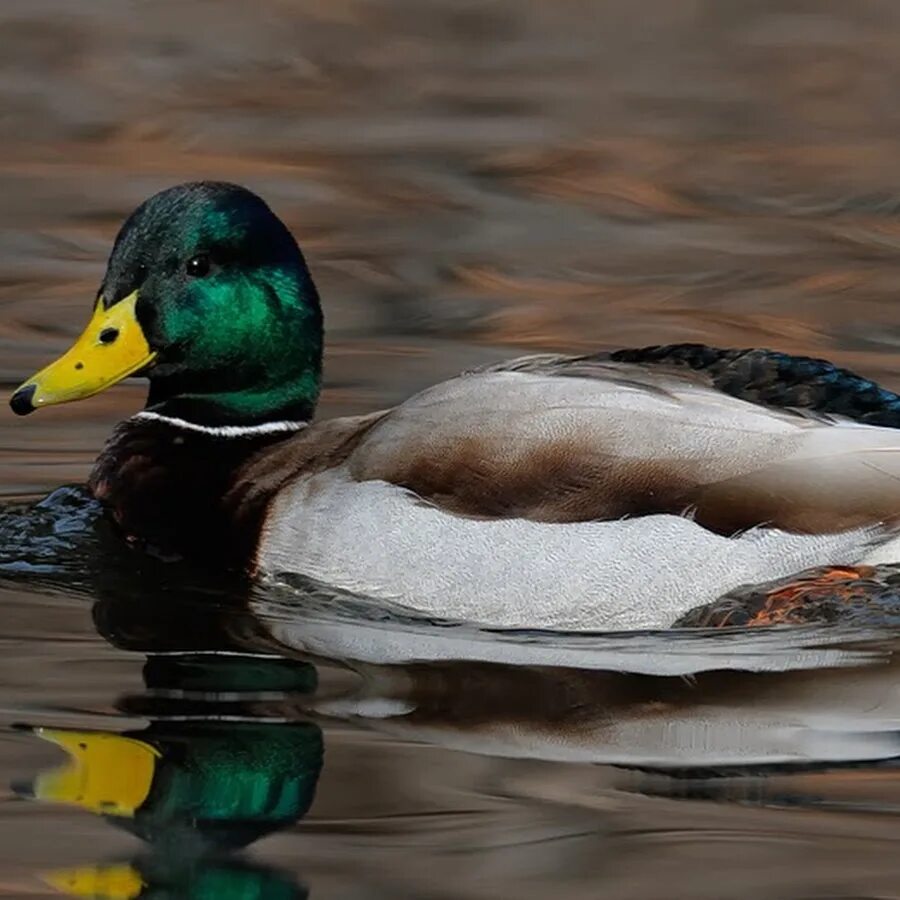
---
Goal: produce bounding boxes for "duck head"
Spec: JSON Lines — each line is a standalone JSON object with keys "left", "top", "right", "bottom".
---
{"left": 10, "top": 182, "right": 323, "bottom": 426}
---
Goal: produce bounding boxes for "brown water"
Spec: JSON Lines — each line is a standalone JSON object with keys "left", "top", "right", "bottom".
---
{"left": 4, "top": 1, "right": 900, "bottom": 897}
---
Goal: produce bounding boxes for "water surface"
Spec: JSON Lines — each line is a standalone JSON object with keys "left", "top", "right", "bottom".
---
{"left": 5, "top": 1, "right": 900, "bottom": 896}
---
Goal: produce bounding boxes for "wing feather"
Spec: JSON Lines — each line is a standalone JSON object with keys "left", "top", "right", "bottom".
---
{"left": 344, "top": 358, "right": 900, "bottom": 534}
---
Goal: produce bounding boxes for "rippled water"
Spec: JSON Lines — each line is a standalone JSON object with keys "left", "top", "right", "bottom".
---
{"left": 5, "top": 1, "right": 900, "bottom": 896}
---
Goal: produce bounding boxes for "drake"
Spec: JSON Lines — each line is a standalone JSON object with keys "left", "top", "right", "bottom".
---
{"left": 10, "top": 181, "right": 900, "bottom": 631}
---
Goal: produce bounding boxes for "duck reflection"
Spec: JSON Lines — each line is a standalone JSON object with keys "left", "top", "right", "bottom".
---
{"left": 10, "top": 527, "right": 900, "bottom": 898}
{"left": 19, "top": 709, "right": 321, "bottom": 852}
{"left": 41, "top": 856, "right": 306, "bottom": 900}
{"left": 15, "top": 597, "right": 319, "bottom": 898}
{"left": 54, "top": 582, "right": 900, "bottom": 780}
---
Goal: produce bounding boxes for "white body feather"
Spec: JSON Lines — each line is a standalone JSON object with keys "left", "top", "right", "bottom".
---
{"left": 256, "top": 369, "right": 900, "bottom": 631}
{"left": 259, "top": 470, "right": 882, "bottom": 630}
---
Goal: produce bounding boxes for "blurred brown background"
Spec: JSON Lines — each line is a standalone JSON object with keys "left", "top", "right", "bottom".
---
{"left": 5, "top": 0, "right": 900, "bottom": 493}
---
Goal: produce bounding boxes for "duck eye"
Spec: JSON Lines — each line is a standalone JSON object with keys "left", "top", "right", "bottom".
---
{"left": 186, "top": 254, "right": 210, "bottom": 278}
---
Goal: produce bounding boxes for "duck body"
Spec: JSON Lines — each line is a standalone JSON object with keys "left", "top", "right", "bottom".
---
{"left": 12, "top": 182, "right": 900, "bottom": 631}
{"left": 253, "top": 356, "right": 900, "bottom": 631}
{"left": 92, "top": 345, "right": 900, "bottom": 631}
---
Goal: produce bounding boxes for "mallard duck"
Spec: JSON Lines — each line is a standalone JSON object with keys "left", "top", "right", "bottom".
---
{"left": 11, "top": 181, "right": 900, "bottom": 631}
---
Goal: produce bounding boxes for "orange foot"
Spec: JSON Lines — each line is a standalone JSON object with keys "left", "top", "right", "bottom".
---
{"left": 672, "top": 565, "right": 900, "bottom": 628}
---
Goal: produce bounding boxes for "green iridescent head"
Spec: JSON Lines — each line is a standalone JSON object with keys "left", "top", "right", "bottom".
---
{"left": 10, "top": 182, "right": 323, "bottom": 426}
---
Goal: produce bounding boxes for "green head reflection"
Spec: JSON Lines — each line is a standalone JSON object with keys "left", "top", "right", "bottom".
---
{"left": 42, "top": 856, "right": 308, "bottom": 900}
{"left": 14, "top": 653, "right": 323, "bottom": 856}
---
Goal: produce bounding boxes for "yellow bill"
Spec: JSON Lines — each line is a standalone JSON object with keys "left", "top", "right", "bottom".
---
{"left": 9, "top": 291, "right": 156, "bottom": 415}
{"left": 42, "top": 863, "right": 144, "bottom": 900}
{"left": 25, "top": 727, "right": 160, "bottom": 817}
